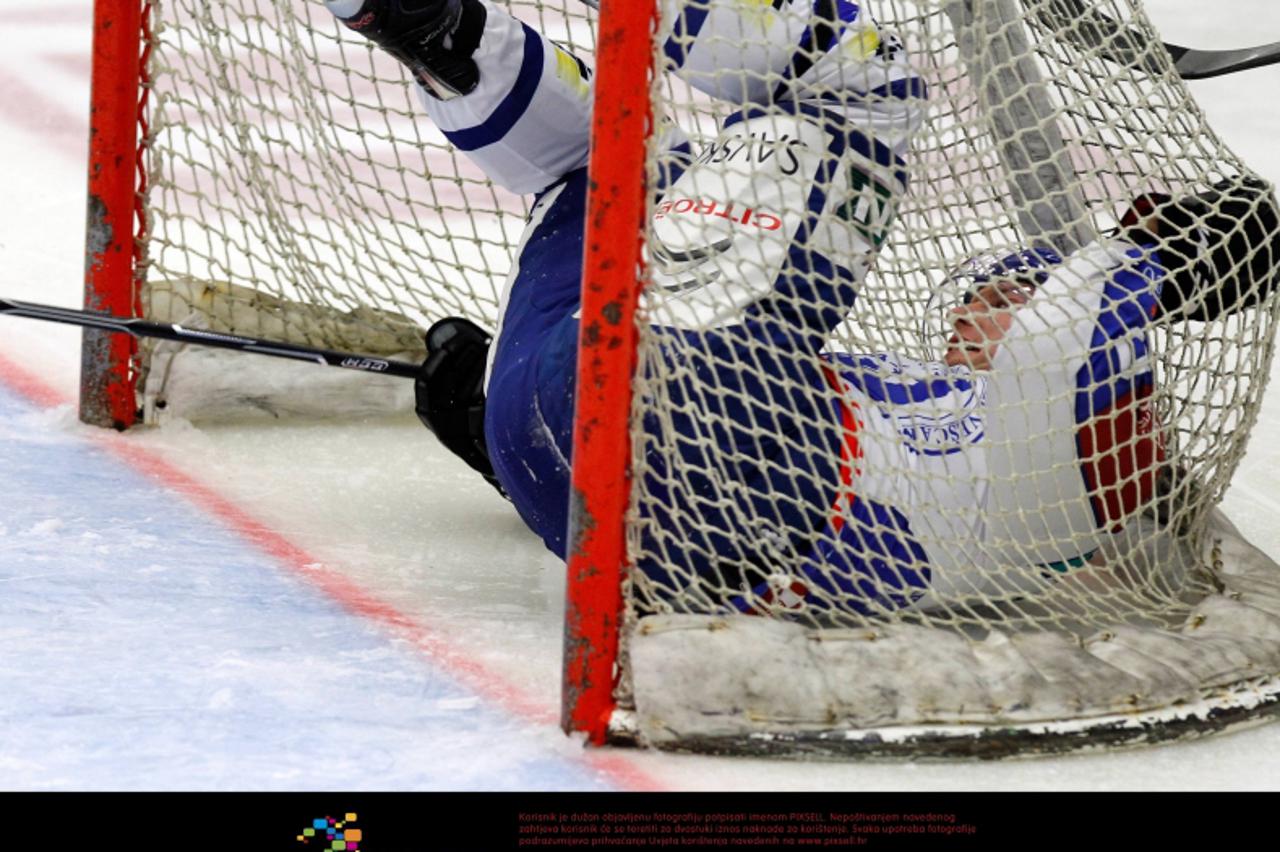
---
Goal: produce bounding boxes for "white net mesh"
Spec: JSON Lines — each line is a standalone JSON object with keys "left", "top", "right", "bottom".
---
{"left": 137, "top": 0, "right": 594, "bottom": 419}
{"left": 620, "top": 0, "right": 1280, "bottom": 753}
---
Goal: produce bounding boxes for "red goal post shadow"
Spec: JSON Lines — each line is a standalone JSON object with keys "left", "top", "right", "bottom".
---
{"left": 563, "top": 0, "right": 656, "bottom": 743}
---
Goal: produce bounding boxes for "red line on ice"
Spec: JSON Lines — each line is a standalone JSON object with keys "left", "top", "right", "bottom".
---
{"left": 0, "top": 354, "right": 68, "bottom": 410}
{"left": 0, "top": 350, "right": 664, "bottom": 792}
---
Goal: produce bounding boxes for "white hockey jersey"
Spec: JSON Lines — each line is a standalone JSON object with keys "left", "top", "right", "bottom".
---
{"left": 806, "top": 240, "right": 1166, "bottom": 611}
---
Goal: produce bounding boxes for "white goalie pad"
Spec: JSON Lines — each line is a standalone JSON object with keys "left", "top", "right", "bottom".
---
{"left": 624, "top": 509, "right": 1280, "bottom": 757}
{"left": 140, "top": 279, "right": 424, "bottom": 423}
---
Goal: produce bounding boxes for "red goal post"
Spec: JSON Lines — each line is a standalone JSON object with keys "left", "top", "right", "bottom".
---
{"left": 82, "top": 0, "right": 149, "bottom": 430}
{"left": 563, "top": 0, "right": 657, "bottom": 743}
{"left": 79, "top": 0, "right": 643, "bottom": 743}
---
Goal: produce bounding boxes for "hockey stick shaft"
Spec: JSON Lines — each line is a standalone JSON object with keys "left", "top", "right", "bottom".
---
{"left": 0, "top": 297, "right": 422, "bottom": 379}
{"left": 1029, "top": 0, "right": 1280, "bottom": 80}
{"left": 576, "top": 0, "right": 1280, "bottom": 80}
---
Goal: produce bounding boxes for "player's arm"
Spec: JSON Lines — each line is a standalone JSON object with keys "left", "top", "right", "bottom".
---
{"left": 661, "top": 0, "right": 927, "bottom": 120}
{"left": 645, "top": 2, "right": 929, "bottom": 332}
{"left": 1070, "top": 240, "right": 1165, "bottom": 532}
{"left": 1065, "top": 175, "right": 1280, "bottom": 530}
{"left": 1063, "top": 175, "right": 1280, "bottom": 525}
{"left": 327, "top": 0, "right": 594, "bottom": 196}
{"left": 660, "top": 0, "right": 927, "bottom": 195}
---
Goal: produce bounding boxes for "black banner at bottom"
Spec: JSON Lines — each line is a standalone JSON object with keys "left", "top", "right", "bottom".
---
{"left": 4, "top": 790, "right": 1271, "bottom": 850}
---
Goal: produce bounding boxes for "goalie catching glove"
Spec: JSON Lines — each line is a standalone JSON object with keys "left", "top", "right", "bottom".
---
{"left": 415, "top": 317, "right": 506, "bottom": 498}
{"left": 1121, "top": 175, "right": 1280, "bottom": 321}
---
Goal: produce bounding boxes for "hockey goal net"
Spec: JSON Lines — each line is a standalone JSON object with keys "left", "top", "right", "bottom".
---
{"left": 83, "top": 0, "right": 595, "bottom": 424}
{"left": 83, "top": 0, "right": 1280, "bottom": 757}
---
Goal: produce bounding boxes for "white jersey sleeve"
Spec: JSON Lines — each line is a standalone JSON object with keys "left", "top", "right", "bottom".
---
{"left": 644, "top": 1, "right": 929, "bottom": 330}
{"left": 982, "top": 240, "right": 1164, "bottom": 568}
{"left": 826, "top": 239, "right": 1165, "bottom": 606}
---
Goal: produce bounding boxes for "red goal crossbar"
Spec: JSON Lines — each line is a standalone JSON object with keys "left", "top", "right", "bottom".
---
{"left": 561, "top": 0, "right": 657, "bottom": 743}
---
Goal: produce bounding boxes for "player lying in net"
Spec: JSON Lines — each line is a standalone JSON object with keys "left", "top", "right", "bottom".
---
{"left": 327, "top": 0, "right": 1279, "bottom": 615}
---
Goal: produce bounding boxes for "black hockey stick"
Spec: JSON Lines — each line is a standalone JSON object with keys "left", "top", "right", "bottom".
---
{"left": 1165, "top": 41, "right": 1280, "bottom": 80}
{"left": 0, "top": 297, "right": 421, "bottom": 379}
{"left": 1029, "top": 0, "right": 1280, "bottom": 80}
{"left": 576, "top": 0, "right": 1280, "bottom": 80}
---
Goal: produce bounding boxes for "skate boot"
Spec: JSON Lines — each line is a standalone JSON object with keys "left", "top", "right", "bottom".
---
{"left": 326, "top": 0, "right": 487, "bottom": 100}
{"left": 415, "top": 317, "right": 506, "bottom": 497}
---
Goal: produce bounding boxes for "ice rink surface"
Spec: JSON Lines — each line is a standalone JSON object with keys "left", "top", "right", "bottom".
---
{"left": 1, "top": 1, "right": 1279, "bottom": 791}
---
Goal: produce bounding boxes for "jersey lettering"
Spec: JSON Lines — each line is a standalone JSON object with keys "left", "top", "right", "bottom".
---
{"left": 691, "top": 130, "right": 807, "bottom": 175}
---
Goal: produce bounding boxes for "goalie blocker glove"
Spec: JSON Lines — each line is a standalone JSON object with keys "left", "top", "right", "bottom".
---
{"left": 327, "top": 0, "right": 486, "bottom": 100}
{"left": 416, "top": 317, "right": 506, "bottom": 498}
{"left": 1121, "top": 175, "right": 1280, "bottom": 321}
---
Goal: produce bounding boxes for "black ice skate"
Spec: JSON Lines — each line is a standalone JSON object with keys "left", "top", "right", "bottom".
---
{"left": 415, "top": 317, "right": 506, "bottom": 497}
{"left": 332, "top": 0, "right": 486, "bottom": 100}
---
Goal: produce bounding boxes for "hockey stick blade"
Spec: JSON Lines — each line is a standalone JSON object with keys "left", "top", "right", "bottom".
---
{"left": 1029, "top": 0, "right": 1280, "bottom": 80}
{"left": 1166, "top": 41, "right": 1280, "bottom": 81}
{"left": 0, "top": 297, "right": 422, "bottom": 379}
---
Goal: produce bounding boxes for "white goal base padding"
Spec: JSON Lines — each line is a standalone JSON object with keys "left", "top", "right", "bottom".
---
{"left": 623, "top": 508, "right": 1280, "bottom": 759}
{"left": 139, "top": 278, "right": 424, "bottom": 423}
{"left": 141, "top": 344, "right": 418, "bottom": 424}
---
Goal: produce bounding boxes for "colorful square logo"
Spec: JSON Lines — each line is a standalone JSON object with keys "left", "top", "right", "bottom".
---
{"left": 298, "top": 814, "right": 359, "bottom": 851}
